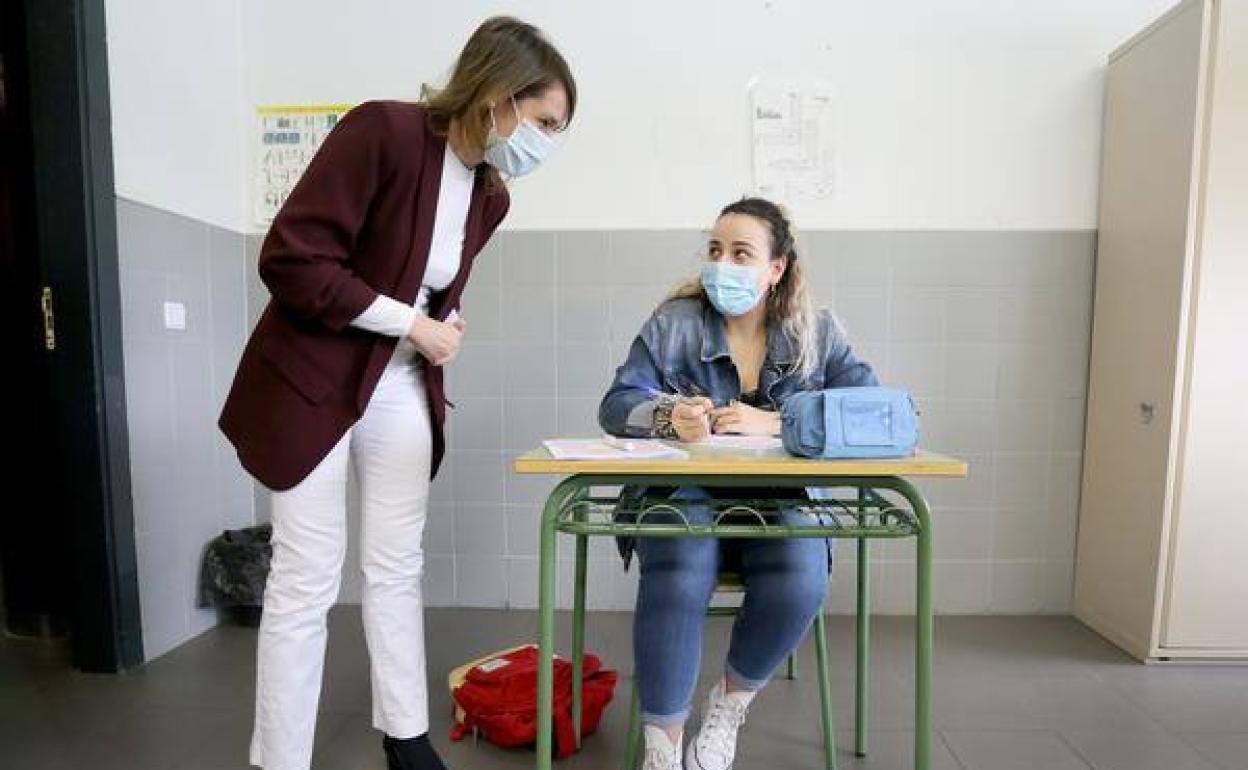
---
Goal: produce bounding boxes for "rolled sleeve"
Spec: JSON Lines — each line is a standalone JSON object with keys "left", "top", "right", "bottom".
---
{"left": 599, "top": 315, "right": 666, "bottom": 437}
{"left": 349, "top": 294, "right": 418, "bottom": 338}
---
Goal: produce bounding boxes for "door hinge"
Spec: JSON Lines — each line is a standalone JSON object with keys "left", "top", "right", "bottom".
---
{"left": 41, "top": 286, "right": 56, "bottom": 351}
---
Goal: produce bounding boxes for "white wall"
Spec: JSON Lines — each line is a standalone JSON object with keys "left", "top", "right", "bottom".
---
{"left": 103, "top": 0, "right": 1182, "bottom": 626}
{"left": 105, "top": 0, "right": 248, "bottom": 232}
{"left": 108, "top": 0, "right": 1177, "bottom": 233}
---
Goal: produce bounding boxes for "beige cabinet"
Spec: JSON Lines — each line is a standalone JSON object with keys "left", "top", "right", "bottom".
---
{"left": 1075, "top": 0, "right": 1248, "bottom": 662}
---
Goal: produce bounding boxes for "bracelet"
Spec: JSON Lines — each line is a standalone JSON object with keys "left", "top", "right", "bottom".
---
{"left": 651, "top": 394, "right": 681, "bottom": 439}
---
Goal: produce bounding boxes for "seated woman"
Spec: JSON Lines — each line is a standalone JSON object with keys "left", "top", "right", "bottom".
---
{"left": 599, "top": 197, "right": 878, "bottom": 770}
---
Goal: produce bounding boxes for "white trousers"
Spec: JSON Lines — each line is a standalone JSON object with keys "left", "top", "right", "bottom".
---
{"left": 251, "top": 352, "right": 433, "bottom": 770}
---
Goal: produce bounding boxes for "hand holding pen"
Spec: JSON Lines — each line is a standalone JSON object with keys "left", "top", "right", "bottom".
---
{"left": 671, "top": 397, "right": 715, "bottom": 442}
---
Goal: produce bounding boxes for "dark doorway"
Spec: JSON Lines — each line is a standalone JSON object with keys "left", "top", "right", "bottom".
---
{"left": 1, "top": 0, "right": 142, "bottom": 671}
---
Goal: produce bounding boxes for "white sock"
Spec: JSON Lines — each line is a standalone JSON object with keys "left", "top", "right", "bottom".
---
{"left": 718, "top": 677, "right": 758, "bottom": 707}
{"left": 644, "top": 723, "right": 683, "bottom": 751}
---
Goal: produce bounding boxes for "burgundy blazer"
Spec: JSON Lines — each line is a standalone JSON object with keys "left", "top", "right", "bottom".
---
{"left": 219, "top": 101, "right": 509, "bottom": 491}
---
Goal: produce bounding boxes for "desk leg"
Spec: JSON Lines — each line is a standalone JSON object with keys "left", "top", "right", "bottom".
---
{"left": 572, "top": 534, "right": 588, "bottom": 748}
{"left": 856, "top": 532, "right": 870, "bottom": 757}
{"left": 912, "top": 486, "right": 933, "bottom": 770}
{"left": 624, "top": 678, "right": 641, "bottom": 770}
{"left": 537, "top": 490, "right": 562, "bottom": 770}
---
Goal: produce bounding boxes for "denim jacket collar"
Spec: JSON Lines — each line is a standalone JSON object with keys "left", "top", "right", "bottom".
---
{"left": 698, "top": 302, "right": 797, "bottom": 368}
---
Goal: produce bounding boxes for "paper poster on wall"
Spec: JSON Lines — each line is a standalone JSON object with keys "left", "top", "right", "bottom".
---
{"left": 253, "top": 104, "right": 354, "bottom": 226}
{"left": 750, "top": 82, "right": 836, "bottom": 202}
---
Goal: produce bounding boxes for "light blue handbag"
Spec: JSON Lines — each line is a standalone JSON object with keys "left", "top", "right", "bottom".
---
{"left": 780, "top": 387, "right": 919, "bottom": 459}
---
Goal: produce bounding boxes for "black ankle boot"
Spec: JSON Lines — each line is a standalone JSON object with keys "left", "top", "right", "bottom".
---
{"left": 383, "top": 733, "right": 449, "bottom": 770}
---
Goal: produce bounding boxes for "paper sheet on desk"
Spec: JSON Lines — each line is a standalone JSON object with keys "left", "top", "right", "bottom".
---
{"left": 542, "top": 438, "right": 689, "bottom": 461}
{"left": 693, "top": 435, "right": 786, "bottom": 454}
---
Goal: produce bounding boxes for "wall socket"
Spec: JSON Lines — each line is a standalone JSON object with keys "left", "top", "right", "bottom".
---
{"left": 163, "top": 301, "right": 186, "bottom": 331}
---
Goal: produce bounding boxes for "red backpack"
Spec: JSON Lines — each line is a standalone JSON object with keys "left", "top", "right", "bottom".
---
{"left": 448, "top": 644, "right": 618, "bottom": 759}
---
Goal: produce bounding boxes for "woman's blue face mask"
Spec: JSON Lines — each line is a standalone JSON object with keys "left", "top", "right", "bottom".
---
{"left": 484, "top": 97, "right": 555, "bottom": 178}
{"left": 700, "top": 261, "right": 764, "bottom": 316}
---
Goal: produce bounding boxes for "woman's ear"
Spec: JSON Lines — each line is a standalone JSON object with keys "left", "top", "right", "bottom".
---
{"left": 770, "top": 256, "right": 788, "bottom": 288}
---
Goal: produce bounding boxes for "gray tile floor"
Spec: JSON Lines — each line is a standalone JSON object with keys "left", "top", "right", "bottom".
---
{"left": 3, "top": 610, "right": 1247, "bottom": 770}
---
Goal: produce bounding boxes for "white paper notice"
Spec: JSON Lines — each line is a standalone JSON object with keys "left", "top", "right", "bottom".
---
{"left": 751, "top": 82, "right": 836, "bottom": 201}
{"left": 253, "top": 104, "right": 354, "bottom": 227}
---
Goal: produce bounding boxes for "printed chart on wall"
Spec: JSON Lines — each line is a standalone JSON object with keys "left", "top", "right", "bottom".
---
{"left": 253, "top": 104, "right": 354, "bottom": 226}
{"left": 750, "top": 82, "right": 837, "bottom": 202}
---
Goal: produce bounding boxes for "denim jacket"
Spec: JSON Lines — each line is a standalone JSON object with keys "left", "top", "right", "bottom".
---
{"left": 600, "top": 297, "right": 877, "bottom": 433}
{"left": 598, "top": 296, "right": 879, "bottom": 569}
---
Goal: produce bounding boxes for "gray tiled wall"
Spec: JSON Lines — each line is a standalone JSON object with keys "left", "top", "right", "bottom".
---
{"left": 117, "top": 205, "right": 1094, "bottom": 662}
{"left": 242, "top": 227, "right": 1094, "bottom": 616}
{"left": 116, "top": 198, "right": 255, "bottom": 660}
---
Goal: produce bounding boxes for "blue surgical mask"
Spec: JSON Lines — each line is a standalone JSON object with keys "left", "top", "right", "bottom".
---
{"left": 484, "top": 97, "right": 554, "bottom": 178}
{"left": 701, "top": 262, "right": 764, "bottom": 317}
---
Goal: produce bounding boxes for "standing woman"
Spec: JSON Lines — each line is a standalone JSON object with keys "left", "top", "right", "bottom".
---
{"left": 218, "top": 17, "right": 575, "bottom": 770}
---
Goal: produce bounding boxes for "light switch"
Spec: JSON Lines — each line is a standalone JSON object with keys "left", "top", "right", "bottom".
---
{"left": 163, "top": 301, "right": 186, "bottom": 331}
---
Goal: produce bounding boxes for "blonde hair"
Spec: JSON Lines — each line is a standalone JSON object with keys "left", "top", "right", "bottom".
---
{"left": 420, "top": 16, "right": 577, "bottom": 191}
{"left": 669, "top": 197, "right": 820, "bottom": 382}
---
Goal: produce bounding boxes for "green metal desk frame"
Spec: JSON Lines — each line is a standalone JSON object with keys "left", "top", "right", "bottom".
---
{"left": 531, "top": 473, "right": 934, "bottom": 770}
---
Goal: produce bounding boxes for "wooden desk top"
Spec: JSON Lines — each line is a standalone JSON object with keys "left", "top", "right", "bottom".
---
{"left": 512, "top": 443, "right": 968, "bottom": 478}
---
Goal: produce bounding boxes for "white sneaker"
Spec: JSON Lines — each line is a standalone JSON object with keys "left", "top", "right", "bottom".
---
{"left": 641, "top": 724, "right": 684, "bottom": 770}
{"left": 685, "top": 680, "right": 753, "bottom": 770}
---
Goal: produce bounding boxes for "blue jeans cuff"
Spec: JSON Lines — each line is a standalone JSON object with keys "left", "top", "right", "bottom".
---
{"left": 640, "top": 706, "right": 691, "bottom": 728}
{"left": 724, "top": 660, "right": 770, "bottom": 692}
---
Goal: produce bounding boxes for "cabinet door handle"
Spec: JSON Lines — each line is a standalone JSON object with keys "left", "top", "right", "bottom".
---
{"left": 41, "top": 286, "right": 56, "bottom": 351}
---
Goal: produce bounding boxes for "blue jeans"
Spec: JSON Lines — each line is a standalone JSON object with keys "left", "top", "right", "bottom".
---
{"left": 632, "top": 487, "right": 832, "bottom": 727}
